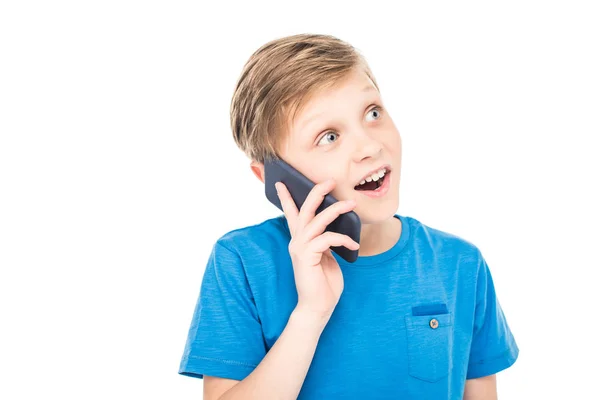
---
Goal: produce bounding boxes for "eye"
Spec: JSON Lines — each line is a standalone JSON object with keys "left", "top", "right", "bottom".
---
{"left": 317, "top": 131, "right": 339, "bottom": 146}
{"left": 366, "top": 106, "right": 383, "bottom": 122}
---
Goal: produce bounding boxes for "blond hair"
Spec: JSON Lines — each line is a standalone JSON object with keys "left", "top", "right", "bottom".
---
{"left": 230, "top": 33, "right": 378, "bottom": 163}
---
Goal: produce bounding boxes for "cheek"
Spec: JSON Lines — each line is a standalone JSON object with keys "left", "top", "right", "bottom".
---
{"left": 387, "top": 131, "right": 402, "bottom": 156}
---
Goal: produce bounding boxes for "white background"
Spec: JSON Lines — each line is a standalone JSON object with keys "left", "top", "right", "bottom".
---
{"left": 1, "top": 1, "right": 599, "bottom": 399}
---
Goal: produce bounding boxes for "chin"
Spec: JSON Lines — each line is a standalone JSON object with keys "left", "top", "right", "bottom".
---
{"left": 353, "top": 196, "right": 399, "bottom": 225}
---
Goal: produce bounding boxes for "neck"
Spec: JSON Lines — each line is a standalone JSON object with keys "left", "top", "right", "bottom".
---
{"left": 357, "top": 215, "right": 402, "bottom": 256}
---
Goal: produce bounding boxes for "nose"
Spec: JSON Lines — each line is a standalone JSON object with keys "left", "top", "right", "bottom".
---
{"left": 351, "top": 131, "right": 383, "bottom": 163}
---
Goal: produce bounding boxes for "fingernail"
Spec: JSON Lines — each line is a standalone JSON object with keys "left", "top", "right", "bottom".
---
{"left": 275, "top": 182, "right": 280, "bottom": 193}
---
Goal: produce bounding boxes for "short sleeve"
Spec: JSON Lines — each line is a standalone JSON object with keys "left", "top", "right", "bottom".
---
{"left": 466, "top": 252, "right": 519, "bottom": 379}
{"left": 178, "top": 241, "right": 267, "bottom": 381}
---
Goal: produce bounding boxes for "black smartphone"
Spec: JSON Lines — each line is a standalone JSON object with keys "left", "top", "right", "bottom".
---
{"left": 264, "top": 157, "right": 361, "bottom": 263}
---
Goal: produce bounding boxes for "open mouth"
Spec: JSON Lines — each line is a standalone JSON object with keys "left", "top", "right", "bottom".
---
{"left": 354, "top": 167, "right": 390, "bottom": 191}
{"left": 354, "top": 178, "right": 384, "bottom": 191}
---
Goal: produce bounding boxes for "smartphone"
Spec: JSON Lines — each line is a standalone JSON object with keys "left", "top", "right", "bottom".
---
{"left": 264, "top": 157, "right": 361, "bottom": 263}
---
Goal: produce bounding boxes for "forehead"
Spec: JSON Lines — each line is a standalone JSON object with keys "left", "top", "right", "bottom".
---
{"left": 284, "top": 69, "right": 379, "bottom": 135}
{"left": 296, "top": 69, "right": 377, "bottom": 120}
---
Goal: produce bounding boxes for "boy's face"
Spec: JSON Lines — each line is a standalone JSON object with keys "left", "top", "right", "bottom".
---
{"left": 255, "top": 67, "right": 402, "bottom": 224}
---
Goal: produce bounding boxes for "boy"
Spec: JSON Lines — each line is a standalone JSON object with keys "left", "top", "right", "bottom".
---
{"left": 179, "top": 33, "right": 519, "bottom": 399}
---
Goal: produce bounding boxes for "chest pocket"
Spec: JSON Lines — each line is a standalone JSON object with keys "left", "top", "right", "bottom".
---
{"left": 405, "top": 311, "right": 454, "bottom": 382}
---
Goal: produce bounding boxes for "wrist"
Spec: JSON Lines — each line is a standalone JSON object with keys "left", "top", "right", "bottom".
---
{"left": 291, "top": 306, "right": 332, "bottom": 333}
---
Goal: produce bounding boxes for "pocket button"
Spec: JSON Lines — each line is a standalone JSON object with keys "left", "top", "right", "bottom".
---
{"left": 429, "top": 318, "right": 439, "bottom": 329}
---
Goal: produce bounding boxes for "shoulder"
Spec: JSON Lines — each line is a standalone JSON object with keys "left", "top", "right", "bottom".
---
{"left": 405, "top": 215, "right": 484, "bottom": 264}
{"left": 214, "top": 214, "right": 290, "bottom": 259}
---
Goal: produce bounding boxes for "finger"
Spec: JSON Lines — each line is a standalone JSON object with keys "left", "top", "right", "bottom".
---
{"left": 302, "top": 199, "right": 357, "bottom": 242}
{"left": 308, "top": 231, "right": 360, "bottom": 255}
{"left": 297, "top": 178, "right": 336, "bottom": 229}
{"left": 275, "top": 182, "right": 299, "bottom": 233}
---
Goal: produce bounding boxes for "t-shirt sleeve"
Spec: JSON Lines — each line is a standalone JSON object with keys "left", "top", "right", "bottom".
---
{"left": 178, "top": 241, "right": 267, "bottom": 381}
{"left": 466, "top": 251, "right": 519, "bottom": 379}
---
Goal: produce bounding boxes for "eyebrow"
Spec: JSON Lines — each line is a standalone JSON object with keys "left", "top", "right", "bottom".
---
{"left": 298, "top": 85, "right": 378, "bottom": 130}
{"left": 362, "top": 85, "right": 378, "bottom": 93}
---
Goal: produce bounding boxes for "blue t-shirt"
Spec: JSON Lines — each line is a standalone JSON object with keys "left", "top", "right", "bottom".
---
{"left": 179, "top": 214, "right": 519, "bottom": 399}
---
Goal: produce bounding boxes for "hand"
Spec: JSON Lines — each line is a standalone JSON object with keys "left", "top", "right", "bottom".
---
{"left": 275, "top": 178, "right": 360, "bottom": 324}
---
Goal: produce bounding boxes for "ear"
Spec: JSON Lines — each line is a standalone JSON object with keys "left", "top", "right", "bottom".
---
{"left": 250, "top": 160, "right": 265, "bottom": 183}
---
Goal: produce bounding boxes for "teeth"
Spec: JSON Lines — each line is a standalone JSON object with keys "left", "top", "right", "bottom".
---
{"left": 357, "top": 168, "right": 388, "bottom": 186}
